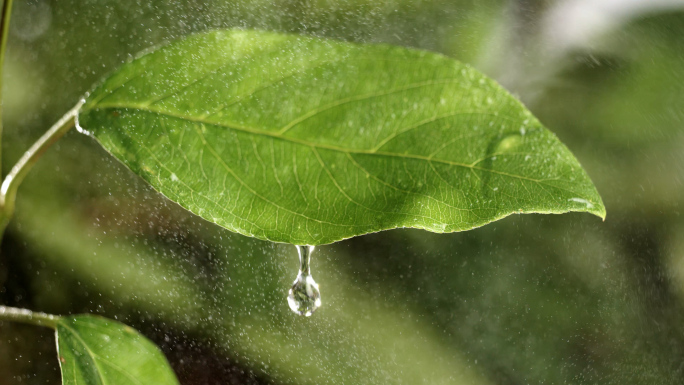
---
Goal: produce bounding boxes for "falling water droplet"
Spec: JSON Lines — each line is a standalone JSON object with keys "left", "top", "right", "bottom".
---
{"left": 287, "top": 245, "right": 321, "bottom": 316}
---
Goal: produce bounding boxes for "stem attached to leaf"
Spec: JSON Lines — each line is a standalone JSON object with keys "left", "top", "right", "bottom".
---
{"left": 0, "top": 305, "right": 58, "bottom": 328}
{"left": 0, "top": 0, "right": 15, "bottom": 174}
{"left": 0, "top": 102, "right": 82, "bottom": 236}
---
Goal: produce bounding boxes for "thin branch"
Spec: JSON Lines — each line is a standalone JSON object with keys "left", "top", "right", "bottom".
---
{"left": 0, "top": 305, "right": 58, "bottom": 329}
{"left": 0, "top": 102, "right": 82, "bottom": 234}
{"left": 0, "top": 0, "right": 16, "bottom": 173}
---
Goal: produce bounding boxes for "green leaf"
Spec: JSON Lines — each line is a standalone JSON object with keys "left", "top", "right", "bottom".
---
{"left": 55, "top": 315, "right": 179, "bottom": 385}
{"left": 77, "top": 29, "right": 604, "bottom": 245}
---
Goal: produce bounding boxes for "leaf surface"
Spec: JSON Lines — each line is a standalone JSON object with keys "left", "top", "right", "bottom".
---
{"left": 55, "top": 315, "right": 179, "bottom": 385}
{"left": 78, "top": 29, "right": 604, "bottom": 245}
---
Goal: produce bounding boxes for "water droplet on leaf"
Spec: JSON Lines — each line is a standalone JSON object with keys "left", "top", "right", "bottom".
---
{"left": 287, "top": 245, "right": 321, "bottom": 316}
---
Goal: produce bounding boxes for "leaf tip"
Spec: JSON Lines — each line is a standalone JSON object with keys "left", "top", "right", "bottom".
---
{"left": 590, "top": 200, "right": 607, "bottom": 221}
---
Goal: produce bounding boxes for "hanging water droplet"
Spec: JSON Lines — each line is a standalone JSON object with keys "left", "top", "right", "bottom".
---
{"left": 287, "top": 245, "right": 321, "bottom": 316}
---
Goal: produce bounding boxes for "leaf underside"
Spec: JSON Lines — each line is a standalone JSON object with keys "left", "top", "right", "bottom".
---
{"left": 55, "top": 315, "right": 179, "bottom": 385}
{"left": 78, "top": 29, "right": 605, "bottom": 245}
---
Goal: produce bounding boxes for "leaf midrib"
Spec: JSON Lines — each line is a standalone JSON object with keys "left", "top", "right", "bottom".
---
{"left": 59, "top": 321, "right": 145, "bottom": 385}
{"left": 84, "top": 104, "right": 559, "bottom": 186}
{"left": 58, "top": 322, "right": 108, "bottom": 385}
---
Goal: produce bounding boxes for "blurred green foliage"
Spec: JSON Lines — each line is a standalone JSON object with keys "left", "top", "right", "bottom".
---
{"left": 1, "top": 1, "right": 684, "bottom": 384}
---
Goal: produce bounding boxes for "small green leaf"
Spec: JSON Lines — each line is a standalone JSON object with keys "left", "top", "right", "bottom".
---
{"left": 78, "top": 29, "right": 604, "bottom": 245}
{"left": 55, "top": 315, "right": 179, "bottom": 385}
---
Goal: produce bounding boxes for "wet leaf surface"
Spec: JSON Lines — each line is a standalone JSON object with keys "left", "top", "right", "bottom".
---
{"left": 78, "top": 29, "right": 604, "bottom": 245}
{"left": 56, "top": 315, "right": 179, "bottom": 385}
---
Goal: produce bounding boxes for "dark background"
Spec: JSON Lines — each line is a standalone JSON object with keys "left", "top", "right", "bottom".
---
{"left": 2, "top": 0, "right": 684, "bottom": 384}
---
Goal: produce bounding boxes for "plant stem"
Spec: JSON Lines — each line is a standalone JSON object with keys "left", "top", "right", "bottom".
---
{"left": 0, "top": 102, "right": 82, "bottom": 235}
{"left": 0, "top": 0, "right": 15, "bottom": 174}
{"left": 0, "top": 305, "right": 58, "bottom": 328}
